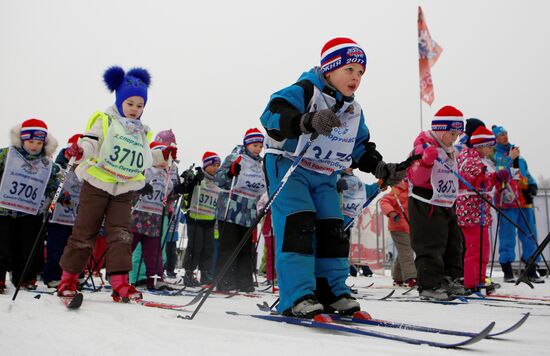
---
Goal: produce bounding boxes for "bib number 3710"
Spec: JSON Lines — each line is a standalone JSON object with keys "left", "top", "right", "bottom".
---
{"left": 109, "top": 145, "right": 144, "bottom": 168}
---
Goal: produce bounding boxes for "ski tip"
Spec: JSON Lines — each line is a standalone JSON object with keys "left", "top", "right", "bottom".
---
{"left": 66, "top": 293, "right": 83, "bottom": 309}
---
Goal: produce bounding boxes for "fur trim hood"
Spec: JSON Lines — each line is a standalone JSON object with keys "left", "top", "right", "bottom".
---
{"left": 10, "top": 123, "right": 58, "bottom": 157}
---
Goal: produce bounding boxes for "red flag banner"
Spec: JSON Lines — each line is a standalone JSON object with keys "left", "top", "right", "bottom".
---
{"left": 418, "top": 6, "right": 443, "bottom": 106}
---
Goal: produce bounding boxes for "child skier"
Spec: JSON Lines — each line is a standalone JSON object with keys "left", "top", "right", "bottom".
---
{"left": 58, "top": 66, "right": 175, "bottom": 303}
{"left": 379, "top": 180, "right": 417, "bottom": 287}
{"left": 43, "top": 133, "right": 84, "bottom": 288}
{"left": 457, "top": 126, "right": 510, "bottom": 292}
{"left": 182, "top": 151, "right": 221, "bottom": 286}
{"left": 215, "top": 128, "right": 266, "bottom": 293}
{"left": 131, "top": 141, "right": 178, "bottom": 290}
{"left": 0, "top": 118, "right": 59, "bottom": 292}
{"left": 407, "top": 105, "right": 465, "bottom": 300}
{"left": 260, "top": 37, "right": 405, "bottom": 318}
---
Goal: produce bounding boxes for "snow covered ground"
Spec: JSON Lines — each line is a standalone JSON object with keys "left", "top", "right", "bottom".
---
{"left": 1, "top": 272, "right": 549, "bottom": 356}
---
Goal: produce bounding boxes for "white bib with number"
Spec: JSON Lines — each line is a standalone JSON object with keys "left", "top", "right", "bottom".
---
{"left": 96, "top": 117, "right": 152, "bottom": 181}
{"left": 190, "top": 177, "right": 220, "bottom": 218}
{"left": 134, "top": 167, "right": 172, "bottom": 215}
{"left": 289, "top": 88, "right": 361, "bottom": 175}
{"left": 410, "top": 147, "right": 458, "bottom": 207}
{"left": 0, "top": 147, "right": 53, "bottom": 215}
{"left": 50, "top": 170, "right": 82, "bottom": 225}
{"left": 342, "top": 175, "right": 367, "bottom": 218}
{"left": 232, "top": 154, "right": 266, "bottom": 199}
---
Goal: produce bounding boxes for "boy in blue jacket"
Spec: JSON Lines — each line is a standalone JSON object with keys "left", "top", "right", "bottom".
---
{"left": 260, "top": 37, "right": 405, "bottom": 318}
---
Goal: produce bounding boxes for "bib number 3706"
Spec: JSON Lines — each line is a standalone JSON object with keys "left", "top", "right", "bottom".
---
{"left": 109, "top": 145, "right": 144, "bottom": 168}
{"left": 9, "top": 181, "right": 38, "bottom": 200}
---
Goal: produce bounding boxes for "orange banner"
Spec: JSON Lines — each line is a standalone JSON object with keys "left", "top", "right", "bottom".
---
{"left": 418, "top": 6, "right": 442, "bottom": 106}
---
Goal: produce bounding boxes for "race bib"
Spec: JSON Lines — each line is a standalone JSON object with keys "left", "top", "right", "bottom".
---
{"left": 342, "top": 175, "right": 367, "bottom": 218}
{"left": 0, "top": 147, "right": 53, "bottom": 215}
{"left": 50, "top": 170, "right": 83, "bottom": 225}
{"left": 190, "top": 178, "right": 220, "bottom": 218}
{"left": 134, "top": 167, "right": 172, "bottom": 215}
{"left": 97, "top": 117, "right": 152, "bottom": 181}
{"left": 232, "top": 154, "right": 266, "bottom": 199}
{"left": 290, "top": 88, "right": 361, "bottom": 175}
{"left": 411, "top": 147, "right": 458, "bottom": 207}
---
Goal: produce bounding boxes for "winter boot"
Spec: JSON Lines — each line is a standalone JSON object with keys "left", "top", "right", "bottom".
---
{"left": 326, "top": 295, "right": 361, "bottom": 315}
{"left": 199, "top": 270, "right": 212, "bottom": 285}
{"left": 419, "top": 286, "right": 451, "bottom": 301}
{"left": 441, "top": 276, "right": 466, "bottom": 296}
{"left": 362, "top": 265, "right": 374, "bottom": 277}
{"left": 20, "top": 279, "right": 38, "bottom": 290}
{"left": 392, "top": 280, "right": 403, "bottom": 287}
{"left": 184, "top": 270, "right": 200, "bottom": 287}
{"left": 501, "top": 262, "right": 516, "bottom": 283}
{"left": 528, "top": 265, "right": 545, "bottom": 284}
{"left": 285, "top": 296, "right": 324, "bottom": 319}
{"left": 405, "top": 278, "right": 417, "bottom": 288}
{"left": 0, "top": 280, "right": 6, "bottom": 294}
{"left": 349, "top": 265, "right": 358, "bottom": 277}
{"left": 57, "top": 271, "right": 79, "bottom": 298}
{"left": 46, "top": 280, "right": 60, "bottom": 289}
{"left": 110, "top": 274, "right": 142, "bottom": 303}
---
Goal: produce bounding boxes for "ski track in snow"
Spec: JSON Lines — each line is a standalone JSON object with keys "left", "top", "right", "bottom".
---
{"left": 1, "top": 273, "right": 550, "bottom": 356}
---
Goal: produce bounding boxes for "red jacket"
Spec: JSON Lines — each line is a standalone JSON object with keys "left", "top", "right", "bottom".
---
{"left": 379, "top": 181, "right": 410, "bottom": 233}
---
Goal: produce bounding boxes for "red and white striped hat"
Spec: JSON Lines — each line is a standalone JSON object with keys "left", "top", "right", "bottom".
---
{"left": 320, "top": 37, "right": 366, "bottom": 75}
{"left": 20, "top": 118, "right": 48, "bottom": 142}
{"left": 202, "top": 151, "right": 221, "bottom": 168}
{"left": 470, "top": 126, "right": 496, "bottom": 148}
{"left": 431, "top": 106, "right": 464, "bottom": 132}
{"left": 149, "top": 141, "right": 168, "bottom": 150}
{"left": 243, "top": 128, "right": 264, "bottom": 146}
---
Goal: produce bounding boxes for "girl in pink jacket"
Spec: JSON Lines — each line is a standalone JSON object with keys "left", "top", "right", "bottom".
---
{"left": 406, "top": 105, "right": 465, "bottom": 300}
{"left": 456, "top": 126, "right": 509, "bottom": 292}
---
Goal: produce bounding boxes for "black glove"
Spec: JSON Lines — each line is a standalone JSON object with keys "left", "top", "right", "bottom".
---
{"left": 336, "top": 178, "right": 349, "bottom": 193}
{"left": 137, "top": 183, "right": 154, "bottom": 196}
{"left": 180, "top": 168, "right": 195, "bottom": 184}
{"left": 356, "top": 142, "right": 383, "bottom": 173}
{"left": 227, "top": 158, "right": 242, "bottom": 178}
{"left": 193, "top": 167, "right": 205, "bottom": 185}
{"left": 528, "top": 183, "right": 538, "bottom": 197}
{"left": 375, "top": 161, "right": 406, "bottom": 188}
{"left": 299, "top": 109, "right": 341, "bottom": 136}
{"left": 173, "top": 183, "right": 187, "bottom": 195}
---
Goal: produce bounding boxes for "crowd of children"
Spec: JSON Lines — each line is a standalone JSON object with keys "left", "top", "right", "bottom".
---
{"left": 0, "top": 37, "right": 544, "bottom": 317}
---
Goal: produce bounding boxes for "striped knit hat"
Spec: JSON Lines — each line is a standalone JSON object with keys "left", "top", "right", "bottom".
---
{"left": 20, "top": 118, "right": 48, "bottom": 142}
{"left": 243, "top": 128, "right": 264, "bottom": 146}
{"left": 320, "top": 37, "right": 366, "bottom": 75}
{"left": 202, "top": 151, "right": 221, "bottom": 168}
{"left": 149, "top": 141, "right": 167, "bottom": 150}
{"left": 469, "top": 126, "right": 496, "bottom": 148}
{"left": 431, "top": 106, "right": 464, "bottom": 132}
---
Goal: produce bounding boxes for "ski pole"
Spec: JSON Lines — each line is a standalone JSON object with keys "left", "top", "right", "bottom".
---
{"left": 489, "top": 213, "right": 501, "bottom": 279}
{"left": 513, "top": 198, "right": 550, "bottom": 273}
{"left": 344, "top": 154, "right": 421, "bottom": 231}
{"left": 182, "top": 133, "right": 319, "bottom": 320}
{"left": 477, "top": 182, "right": 485, "bottom": 291}
{"left": 516, "top": 232, "right": 550, "bottom": 288}
{"left": 12, "top": 156, "right": 77, "bottom": 301}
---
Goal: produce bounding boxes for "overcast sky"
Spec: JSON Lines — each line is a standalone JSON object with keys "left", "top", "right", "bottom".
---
{"left": 1, "top": 0, "right": 549, "bottom": 182}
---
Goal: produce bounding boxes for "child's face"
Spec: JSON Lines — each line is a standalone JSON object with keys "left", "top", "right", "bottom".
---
{"left": 122, "top": 96, "right": 145, "bottom": 119}
{"left": 23, "top": 139, "right": 44, "bottom": 155}
{"left": 324, "top": 63, "right": 364, "bottom": 97}
{"left": 246, "top": 142, "right": 263, "bottom": 156}
{"left": 476, "top": 146, "right": 494, "bottom": 158}
{"left": 441, "top": 131, "right": 461, "bottom": 147}
{"left": 204, "top": 163, "right": 220, "bottom": 175}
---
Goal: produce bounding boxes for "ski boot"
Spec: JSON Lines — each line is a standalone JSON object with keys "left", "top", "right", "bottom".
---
{"left": 528, "top": 265, "right": 545, "bottom": 284}
{"left": 0, "top": 280, "right": 6, "bottom": 294}
{"left": 392, "top": 280, "right": 403, "bottom": 287}
{"left": 326, "top": 295, "right": 361, "bottom": 315}
{"left": 57, "top": 272, "right": 79, "bottom": 298}
{"left": 405, "top": 278, "right": 417, "bottom": 288}
{"left": 284, "top": 296, "right": 324, "bottom": 319}
{"left": 419, "top": 286, "right": 451, "bottom": 301}
{"left": 183, "top": 271, "right": 200, "bottom": 287}
{"left": 110, "top": 274, "right": 142, "bottom": 303}
{"left": 361, "top": 265, "right": 374, "bottom": 277}
{"left": 441, "top": 276, "right": 466, "bottom": 296}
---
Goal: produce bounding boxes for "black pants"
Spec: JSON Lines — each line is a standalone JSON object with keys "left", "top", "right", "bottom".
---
{"left": 408, "top": 197, "right": 463, "bottom": 290}
{"left": 43, "top": 223, "right": 73, "bottom": 284}
{"left": 0, "top": 215, "right": 44, "bottom": 285}
{"left": 183, "top": 220, "right": 215, "bottom": 274}
{"left": 215, "top": 220, "right": 254, "bottom": 289}
{"left": 165, "top": 241, "right": 177, "bottom": 275}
